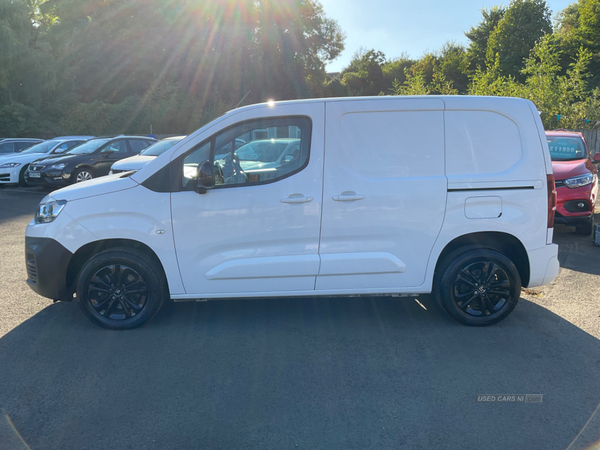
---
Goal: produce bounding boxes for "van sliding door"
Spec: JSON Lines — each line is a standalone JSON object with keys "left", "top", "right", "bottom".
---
{"left": 316, "top": 99, "right": 447, "bottom": 292}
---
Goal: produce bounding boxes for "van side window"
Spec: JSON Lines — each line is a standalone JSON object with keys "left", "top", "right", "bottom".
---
{"left": 213, "top": 117, "right": 310, "bottom": 186}
{"left": 445, "top": 111, "right": 522, "bottom": 177}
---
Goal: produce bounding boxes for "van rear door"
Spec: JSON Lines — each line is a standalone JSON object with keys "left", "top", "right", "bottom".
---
{"left": 316, "top": 98, "right": 446, "bottom": 291}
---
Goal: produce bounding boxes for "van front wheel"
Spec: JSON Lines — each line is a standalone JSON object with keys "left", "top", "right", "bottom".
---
{"left": 76, "top": 248, "right": 167, "bottom": 329}
{"left": 434, "top": 246, "right": 521, "bottom": 326}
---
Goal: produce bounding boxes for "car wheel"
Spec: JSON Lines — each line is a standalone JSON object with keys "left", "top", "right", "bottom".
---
{"left": 434, "top": 246, "right": 521, "bottom": 326}
{"left": 575, "top": 216, "right": 593, "bottom": 236}
{"left": 76, "top": 247, "right": 168, "bottom": 330}
{"left": 18, "top": 165, "right": 29, "bottom": 187}
{"left": 73, "top": 168, "right": 94, "bottom": 183}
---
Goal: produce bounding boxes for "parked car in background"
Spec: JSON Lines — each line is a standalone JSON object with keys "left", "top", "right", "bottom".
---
{"left": 52, "top": 135, "right": 95, "bottom": 140}
{"left": 26, "top": 136, "right": 156, "bottom": 186}
{"left": 0, "top": 139, "right": 43, "bottom": 155}
{"left": 109, "top": 136, "right": 186, "bottom": 174}
{"left": 0, "top": 138, "right": 90, "bottom": 186}
{"left": 546, "top": 130, "right": 599, "bottom": 235}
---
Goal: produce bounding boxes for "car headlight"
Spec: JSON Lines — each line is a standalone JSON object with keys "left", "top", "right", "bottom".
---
{"left": 34, "top": 200, "right": 67, "bottom": 224}
{"left": 0, "top": 162, "right": 21, "bottom": 168}
{"left": 564, "top": 173, "right": 593, "bottom": 189}
{"left": 50, "top": 163, "right": 67, "bottom": 170}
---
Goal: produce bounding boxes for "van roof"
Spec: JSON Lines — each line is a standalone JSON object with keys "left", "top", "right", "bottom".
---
{"left": 228, "top": 95, "right": 533, "bottom": 115}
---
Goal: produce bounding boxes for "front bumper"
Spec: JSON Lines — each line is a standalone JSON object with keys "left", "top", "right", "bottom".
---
{"left": 0, "top": 166, "right": 20, "bottom": 184}
{"left": 25, "top": 170, "right": 70, "bottom": 186}
{"left": 25, "top": 236, "right": 74, "bottom": 301}
{"left": 554, "top": 212, "right": 592, "bottom": 226}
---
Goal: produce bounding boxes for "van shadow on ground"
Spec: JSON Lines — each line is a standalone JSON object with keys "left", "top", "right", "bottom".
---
{"left": 1, "top": 294, "right": 599, "bottom": 450}
{"left": 553, "top": 219, "right": 600, "bottom": 276}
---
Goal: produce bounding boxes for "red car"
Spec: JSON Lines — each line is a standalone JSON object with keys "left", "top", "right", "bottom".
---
{"left": 546, "top": 130, "right": 599, "bottom": 235}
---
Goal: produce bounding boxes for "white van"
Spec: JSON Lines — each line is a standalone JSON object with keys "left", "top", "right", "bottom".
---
{"left": 25, "top": 96, "right": 559, "bottom": 329}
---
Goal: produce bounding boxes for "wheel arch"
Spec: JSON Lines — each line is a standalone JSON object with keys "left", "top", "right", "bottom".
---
{"left": 433, "top": 232, "right": 530, "bottom": 288}
{"left": 66, "top": 239, "right": 169, "bottom": 295}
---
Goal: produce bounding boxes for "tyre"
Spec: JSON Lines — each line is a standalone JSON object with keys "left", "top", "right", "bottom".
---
{"left": 575, "top": 216, "right": 593, "bottom": 236}
{"left": 73, "top": 168, "right": 94, "bottom": 183}
{"left": 18, "top": 165, "right": 29, "bottom": 187}
{"left": 434, "top": 246, "right": 521, "bottom": 326}
{"left": 76, "top": 247, "right": 168, "bottom": 329}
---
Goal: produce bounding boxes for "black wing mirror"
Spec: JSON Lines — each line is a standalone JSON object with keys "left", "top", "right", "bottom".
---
{"left": 101, "top": 148, "right": 115, "bottom": 158}
{"left": 195, "top": 160, "right": 215, "bottom": 194}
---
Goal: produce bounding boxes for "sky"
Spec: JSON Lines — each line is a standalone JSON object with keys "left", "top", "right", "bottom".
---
{"left": 320, "top": 0, "right": 575, "bottom": 72}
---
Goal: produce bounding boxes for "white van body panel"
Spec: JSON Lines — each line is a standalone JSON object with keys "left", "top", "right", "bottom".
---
{"left": 25, "top": 96, "right": 559, "bottom": 309}
{"left": 170, "top": 101, "right": 325, "bottom": 294}
{"left": 317, "top": 98, "right": 447, "bottom": 291}
{"left": 29, "top": 184, "right": 186, "bottom": 294}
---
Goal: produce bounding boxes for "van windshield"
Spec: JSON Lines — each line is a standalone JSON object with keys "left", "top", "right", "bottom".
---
{"left": 547, "top": 136, "right": 587, "bottom": 161}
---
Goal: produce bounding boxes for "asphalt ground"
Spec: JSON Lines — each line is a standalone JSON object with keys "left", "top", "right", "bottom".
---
{"left": 0, "top": 185, "right": 599, "bottom": 450}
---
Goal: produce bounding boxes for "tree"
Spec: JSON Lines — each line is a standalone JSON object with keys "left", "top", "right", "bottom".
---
{"left": 465, "top": 6, "right": 505, "bottom": 71}
{"left": 555, "top": 0, "right": 600, "bottom": 89}
{"left": 486, "top": 0, "right": 552, "bottom": 79}
{"left": 341, "top": 49, "right": 386, "bottom": 95}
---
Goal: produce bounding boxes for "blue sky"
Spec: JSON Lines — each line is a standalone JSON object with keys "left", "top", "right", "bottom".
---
{"left": 320, "top": 0, "right": 575, "bottom": 72}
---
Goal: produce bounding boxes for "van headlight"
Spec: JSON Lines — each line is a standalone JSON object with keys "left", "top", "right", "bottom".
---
{"left": 0, "top": 162, "right": 21, "bottom": 168}
{"left": 34, "top": 200, "right": 67, "bottom": 224}
{"left": 564, "top": 173, "right": 593, "bottom": 189}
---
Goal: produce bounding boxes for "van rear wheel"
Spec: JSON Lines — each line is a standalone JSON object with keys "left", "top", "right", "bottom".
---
{"left": 434, "top": 246, "right": 521, "bottom": 326}
{"left": 76, "top": 247, "right": 167, "bottom": 329}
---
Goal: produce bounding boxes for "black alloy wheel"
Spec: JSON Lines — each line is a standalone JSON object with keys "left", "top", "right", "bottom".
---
{"left": 450, "top": 261, "right": 511, "bottom": 318}
{"left": 87, "top": 264, "right": 148, "bottom": 321}
{"left": 76, "top": 248, "right": 167, "bottom": 329}
{"left": 434, "top": 246, "right": 521, "bottom": 326}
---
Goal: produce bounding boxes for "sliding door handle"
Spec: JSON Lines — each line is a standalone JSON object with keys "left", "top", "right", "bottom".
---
{"left": 280, "top": 194, "right": 313, "bottom": 204}
{"left": 333, "top": 191, "right": 365, "bottom": 202}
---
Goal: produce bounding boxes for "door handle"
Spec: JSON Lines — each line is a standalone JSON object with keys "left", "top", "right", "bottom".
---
{"left": 280, "top": 194, "right": 313, "bottom": 204}
{"left": 332, "top": 191, "right": 365, "bottom": 201}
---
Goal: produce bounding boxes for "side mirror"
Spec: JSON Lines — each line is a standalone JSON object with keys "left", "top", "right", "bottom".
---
{"left": 101, "top": 149, "right": 115, "bottom": 158}
{"left": 593, "top": 152, "right": 600, "bottom": 163}
{"left": 195, "top": 160, "right": 215, "bottom": 194}
{"left": 283, "top": 154, "right": 294, "bottom": 163}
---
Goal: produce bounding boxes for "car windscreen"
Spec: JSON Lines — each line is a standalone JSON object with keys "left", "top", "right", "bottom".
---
{"left": 141, "top": 138, "right": 183, "bottom": 156}
{"left": 19, "top": 140, "right": 61, "bottom": 154}
{"left": 235, "top": 140, "right": 292, "bottom": 162}
{"left": 67, "top": 139, "right": 111, "bottom": 155}
{"left": 547, "top": 136, "right": 587, "bottom": 161}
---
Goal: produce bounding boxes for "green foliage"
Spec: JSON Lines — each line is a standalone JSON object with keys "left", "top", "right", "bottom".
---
{"left": 341, "top": 49, "right": 386, "bottom": 95}
{"left": 486, "top": 0, "right": 552, "bottom": 79}
{"left": 465, "top": 6, "right": 506, "bottom": 71}
{"left": 555, "top": 0, "right": 600, "bottom": 89}
{"left": 469, "top": 35, "right": 600, "bottom": 128}
{"left": 0, "top": 0, "right": 345, "bottom": 137}
{"left": 2, "top": 0, "right": 600, "bottom": 136}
